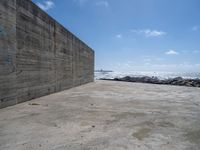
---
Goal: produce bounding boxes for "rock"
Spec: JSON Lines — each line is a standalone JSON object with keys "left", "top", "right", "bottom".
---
{"left": 101, "top": 76, "right": 200, "bottom": 88}
{"left": 173, "top": 77, "right": 183, "bottom": 81}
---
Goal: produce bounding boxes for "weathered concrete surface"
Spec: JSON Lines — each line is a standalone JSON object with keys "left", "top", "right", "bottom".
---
{"left": 0, "top": 0, "right": 94, "bottom": 108}
{"left": 0, "top": 80, "right": 200, "bottom": 150}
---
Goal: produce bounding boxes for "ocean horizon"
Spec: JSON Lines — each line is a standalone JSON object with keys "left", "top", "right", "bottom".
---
{"left": 95, "top": 71, "right": 200, "bottom": 80}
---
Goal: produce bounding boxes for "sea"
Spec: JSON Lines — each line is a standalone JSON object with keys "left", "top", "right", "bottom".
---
{"left": 95, "top": 71, "right": 200, "bottom": 80}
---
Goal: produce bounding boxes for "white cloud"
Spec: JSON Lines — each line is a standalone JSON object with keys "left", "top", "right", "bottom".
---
{"left": 96, "top": 1, "right": 109, "bottom": 7}
{"left": 165, "top": 50, "right": 179, "bottom": 55}
{"left": 37, "top": 0, "right": 54, "bottom": 11}
{"left": 192, "top": 26, "right": 199, "bottom": 31}
{"left": 116, "top": 34, "right": 122, "bottom": 39}
{"left": 131, "top": 29, "right": 166, "bottom": 37}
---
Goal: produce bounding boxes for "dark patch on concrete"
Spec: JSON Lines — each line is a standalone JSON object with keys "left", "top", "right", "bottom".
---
{"left": 134, "top": 121, "right": 155, "bottom": 128}
{"left": 185, "top": 129, "right": 200, "bottom": 148}
{"left": 28, "top": 103, "right": 40, "bottom": 106}
{"left": 112, "top": 112, "right": 146, "bottom": 121}
{"left": 105, "top": 112, "right": 146, "bottom": 126}
{"left": 157, "top": 121, "right": 175, "bottom": 128}
{"left": 132, "top": 128, "right": 152, "bottom": 140}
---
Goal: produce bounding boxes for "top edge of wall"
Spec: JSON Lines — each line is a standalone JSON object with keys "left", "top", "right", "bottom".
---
{"left": 16, "top": 0, "right": 94, "bottom": 53}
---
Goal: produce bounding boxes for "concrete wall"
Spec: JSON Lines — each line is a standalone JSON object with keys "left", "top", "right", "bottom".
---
{"left": 0, "top": 0, "right": 94, "bottom": 108}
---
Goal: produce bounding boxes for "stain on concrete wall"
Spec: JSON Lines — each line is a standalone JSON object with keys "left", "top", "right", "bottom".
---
{"left": 0, "top": 0, "right": 94, "bottom": 108}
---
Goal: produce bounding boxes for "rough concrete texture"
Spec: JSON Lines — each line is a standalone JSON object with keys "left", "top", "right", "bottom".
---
{"left": 0, "top": 0, "right": 94, "bottom": 108}
{"left": 0, "top": 80, "right": 200, "bottom": 150}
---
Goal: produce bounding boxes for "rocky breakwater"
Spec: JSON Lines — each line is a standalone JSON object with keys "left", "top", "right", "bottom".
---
{"left": 101, "top": 76, "right": 200, "bottom": 87}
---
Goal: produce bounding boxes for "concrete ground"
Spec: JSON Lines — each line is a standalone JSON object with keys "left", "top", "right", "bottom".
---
{"left": 0, "top": 80, "right": 200, "bottom": 150}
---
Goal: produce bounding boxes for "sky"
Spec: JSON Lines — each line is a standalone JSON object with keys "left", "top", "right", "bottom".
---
{"left": 32, "top": 0, "right": 200, "bottom": 72}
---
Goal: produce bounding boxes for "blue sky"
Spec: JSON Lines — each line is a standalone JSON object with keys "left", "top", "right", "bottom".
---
{"left": 32, "top": 0, "right": 200, "bottom": 72}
